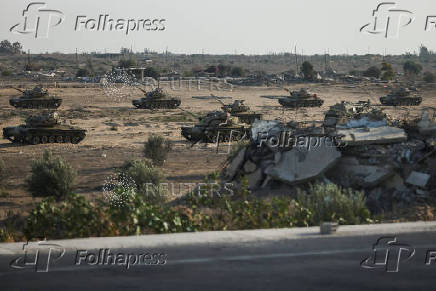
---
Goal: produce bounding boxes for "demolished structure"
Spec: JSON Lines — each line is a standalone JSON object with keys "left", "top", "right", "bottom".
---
{"left": 224, "top": 103, "right": 436, "bottom": 212}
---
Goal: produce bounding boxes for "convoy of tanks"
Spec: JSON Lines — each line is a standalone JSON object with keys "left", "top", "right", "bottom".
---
{"left": 3, "top": 86, "right": 87, "bottom": 145}
{"left": 1, "top": 85, "right": 426, "bottom": 146}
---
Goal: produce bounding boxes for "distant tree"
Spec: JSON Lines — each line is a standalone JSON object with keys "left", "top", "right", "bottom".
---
{"left": 423, "top": 71, "right": 435, "bottom": 83}
{"left": 205, "top": 65, "right": 218, "bottom": 73}
{"left": 363, "top": 66, "right": 381, "bottom": 78}
{"left": 419, "top": 45, "right": 431, "bottom": 59}
{"left": 403, "top": 60, "right": 423, "bottom": 77}
{"left": 12, "top": 42, "right": 22, "bottom": 54}
{"left": 118, "top": 58, "right": 136, "bottom": 68}
{"left": 217, "top": 64, "right": 232, "bottom": 77}
{"left": 143, "top": 67, "right": 160, "bottom": 79}
{"left": 381, "top": 62, "right": 395, "bottom": 81}
{"left": 231, "top": 66, "right": 245, "bottom": 77}
{"left": 300, "top": 61, "right": 315, "bottom": 80}
{"left": 24, "top": 63, "right": 42, "bottom": 71}
{"left": 76, "top": 68, "right": 90, "bottom": 77}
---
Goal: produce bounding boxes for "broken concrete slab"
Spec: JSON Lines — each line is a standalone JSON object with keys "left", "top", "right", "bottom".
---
{"left": 406, "top": 171, "right": 431, "bottom": 188}
{"left": 383, "top": 173, "right": 408, "bottom": 191}
{"left": 243, "top": 160, "right": 257, "bottom": 174}
{"left": 225, "top": 148, "right": 246, "bottom": 180}
{"left": 265, "top": 145, "right": 341, "bottom": 185}
{"left": 337, "top": 126, "right": 407, "bottom": 146}
{"left": 330, "top": 162, "right": 394, "bottom": 188}
{"left": 338, "top": 117, "right": 387, "bottom": 129}
{"left": 247, "top": 168, "right": 264, "bottom": 190}
{"left": 418, "top": 111, "right": 436, "bottom": 136}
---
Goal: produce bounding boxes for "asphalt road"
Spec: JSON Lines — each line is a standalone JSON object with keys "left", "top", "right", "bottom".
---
{"left": 1, "top": 225, "right": 436, "bottom": 290}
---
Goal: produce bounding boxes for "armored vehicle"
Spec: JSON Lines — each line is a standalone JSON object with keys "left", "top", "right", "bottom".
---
{"left": 214, "top": 97, "right": 262, "bottom": 124}
{"left": 3, "top": 111, "right": 86, "bottom": 145}
{"left": 9, "top": 86, "right": 62, "bottom": 109}
{"left": 323, "top": 100, "right": 387, "bottom": 128}
{"left": 181, "top": 111, "right": 249, "bottom": 144}
{"left": 380, "top": 87, "right": 422, "bottom": 106}
{"left": 278, "top": 88, "right": 324, "bottom": 108}
{"left": 132, "top": 88, "right": 181, "bottom": 109}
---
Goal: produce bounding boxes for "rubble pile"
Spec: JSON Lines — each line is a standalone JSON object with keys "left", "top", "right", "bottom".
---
{"left": 224, "top": 104, "right": 436, "bottom": 212}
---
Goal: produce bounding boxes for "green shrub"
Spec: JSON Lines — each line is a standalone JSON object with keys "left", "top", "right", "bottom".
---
{"left": 143, "top": 135, "right": 172, "bottom": 166}
{"left": 119, "top": 159, "right": 167, "bottom": 204}
{"left": 423, "top": 71, "right": 435, "bottom": 83}
{"left": 27, "top": 150, "right": 76, "bottom": 199}
{"left": 297, "top": 183, "right": 370, "bottom": 225}
{"left": 24, "top": 195, "right": 108, "bottom": 240}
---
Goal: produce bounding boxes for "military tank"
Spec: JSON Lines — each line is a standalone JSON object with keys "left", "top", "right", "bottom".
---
{"left": 3, "top": 111, "right": 86, "bottom": 145}
{"left": 9, "top": 86, "right": 62, "bottom": 109}
{"left": 278, "top": 88, "right": 324, "bottom": 108}
{"left": 379, "top": 87, "right": 422, "bottom": 106}
{"left": 181, "top": 111, "right": 249, "bottom": 144}
{"left": 323, "top": 100, "right": 387, "bottom": 128}
{"left": 213, "top": 96, "right": 262, "bottom": 124}
{"left": 132, "top": 87, "right": 181, "bottom": 109}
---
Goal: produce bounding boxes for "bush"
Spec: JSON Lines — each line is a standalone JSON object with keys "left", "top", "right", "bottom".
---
{"left": 423, "top": 71, "right": 435, "bottom": 83}
{"left": 27, "top": 150, "right": 76, "bottom": 199}
{"left": 143, "top": 135, "right": 172, "bottom": 166}
{"left": 363, "top": 66, "right": 381, "bottom": 78}
{"left": 1, "top": 70, "right": 12, "bottom": 77}
{"left": 119, "top": 159, "right": 167, "bottom": 203}
{"left": 297, "top": 183, "right": 370, "bottom": 225}
{"left": 76, "top": 68, "right": 91, "bottom": 77}
{"left": 24, "top": 195, "right": 107, "bottom": 240}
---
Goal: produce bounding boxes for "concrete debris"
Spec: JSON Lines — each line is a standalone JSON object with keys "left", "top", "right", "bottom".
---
{"left": 243, "top": 160, "right": 257, "bottom": 173}
{"left": 340, "top": 117, "right": 387, "bottom": 129}
{"left": 224, "top": 104, "right": 436, "bottom": 211}
{"left": 247, "top": 168, "right": 264, "bottom": 190}
{"left": 418, "top": 111, "right": 436, "bottom": 136}
{"left": 338, "top": 126, "right": 407, "bottom": 146}
{"left": 225, "top": 148, "right": 246, "bottom": 180}
{"left": 264, "top": 145, "right": 341, "bottom": 185}
{"left": 406, "top": 171, "right": 431, "bottom": 188}
{"left": 330, "top": 158, "right": 393, "bottom": 188}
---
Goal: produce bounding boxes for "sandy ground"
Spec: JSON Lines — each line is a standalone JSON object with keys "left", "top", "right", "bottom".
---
{"left": 0, "top": 83, "right": 434, "bottom": 217}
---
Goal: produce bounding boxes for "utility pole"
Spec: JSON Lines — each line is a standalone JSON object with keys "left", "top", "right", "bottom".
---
{"left": 75, "top": 48, "right": 79, "bottom": 69}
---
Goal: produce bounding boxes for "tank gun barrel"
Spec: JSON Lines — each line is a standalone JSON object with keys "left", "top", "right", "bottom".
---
{"left": 13, "top": 88, "right": 24, "bottom": 94}
{"left": 136, "top": 86, "right": 148, "bottom": 94}
{"left": 211, "top": 94, "right": 227, "bottom": 107}
{"left": 178, "top": 107, "right": 199, "bottom": 119}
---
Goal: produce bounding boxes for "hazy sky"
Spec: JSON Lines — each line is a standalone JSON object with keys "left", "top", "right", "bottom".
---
{"left": 1, "top": 0, "right": 436, "bottom": 55}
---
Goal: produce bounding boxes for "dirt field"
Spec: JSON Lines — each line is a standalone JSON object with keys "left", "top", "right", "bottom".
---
{"left": 0, "top": 83, "right": 433, "bottom": 218}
